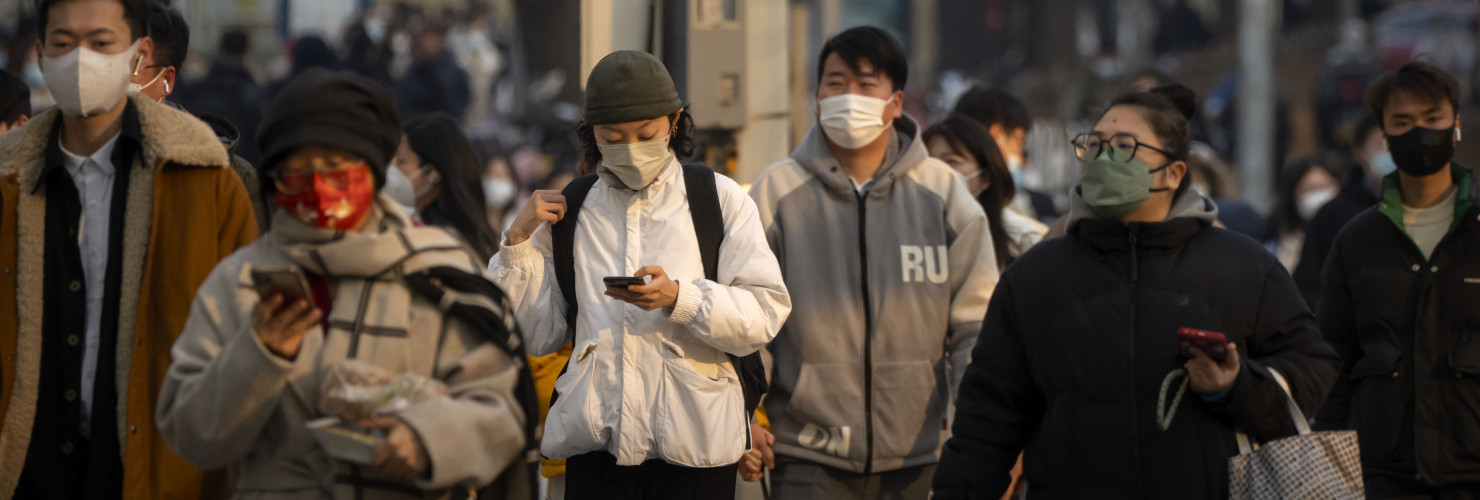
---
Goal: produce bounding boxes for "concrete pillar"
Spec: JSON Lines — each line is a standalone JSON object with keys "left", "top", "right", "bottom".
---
{"left": 1237, "top": 0, "right": 1281, "bottom": 211}
{"left": 734, "top": 0, "right": 793, "bottom": 184}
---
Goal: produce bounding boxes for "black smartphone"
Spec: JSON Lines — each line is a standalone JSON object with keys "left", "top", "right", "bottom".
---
{"left": 250, "top": 266, "right": 313, "bottom": 304}
{"left": 603, "top": 276, "right": 648, "bottom": 289}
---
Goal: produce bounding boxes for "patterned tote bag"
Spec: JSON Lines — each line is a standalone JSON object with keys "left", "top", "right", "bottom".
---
{"left": 1226, "top": 367, "right": 1364, "bottom": 500}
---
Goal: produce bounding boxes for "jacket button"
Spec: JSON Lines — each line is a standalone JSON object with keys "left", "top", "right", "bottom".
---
{"left": 69, "top": 280, "right": 81, "bottom": 291}
{"left": 61, "top": 442, "right": 74, "bottom": 454}
{"left": 1411, "top": 264, "right": 1420, "bottom": 272}
{"left": 65, "top": 389, "right": 77, "bottom": 401}
{"left": 1392, "top": 371, "right": 1400, "bottom": 378}
{"left": 130, "top": 425, "right": 137, "bottom": 434}
{"left": 1432, "top": 266, "right": 1439, "bottom": 273}
{"left": 67, "top": 335, "right": 79, "bottom": 346}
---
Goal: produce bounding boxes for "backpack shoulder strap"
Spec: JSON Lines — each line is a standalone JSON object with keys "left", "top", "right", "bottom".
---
{"left": 681, "top": 163, "right": 724, "bottom": 280}
{"left": 552, "top": 173, "right": 600, "bottom": 329}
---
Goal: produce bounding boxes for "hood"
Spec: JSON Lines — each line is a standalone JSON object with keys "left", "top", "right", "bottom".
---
{"left": 191, "top": 111, "right": 243, "bottom": 152}
{"left": 790, "top": 114, "right": 929, "bottom": 198}
{"left": 1064, "top": 182, "right": 1220, "bottom": 233}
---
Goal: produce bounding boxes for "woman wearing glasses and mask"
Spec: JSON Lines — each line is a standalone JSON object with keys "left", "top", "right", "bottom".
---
{"left": 157, "top": 69, "right": 536, "bottom": 499}
{"left": 932, "top": 84, "right": 1340, "bottom": 499}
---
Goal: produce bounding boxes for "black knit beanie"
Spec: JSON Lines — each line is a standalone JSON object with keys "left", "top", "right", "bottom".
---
{"left": 257, "top": 68, "right": 401, "bottom": 189}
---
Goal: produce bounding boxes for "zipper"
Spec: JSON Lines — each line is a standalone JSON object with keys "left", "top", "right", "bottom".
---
{"left": 1127, "top": 229, "right": 1144, "bottom": 498}
{"left": 858, "top": 191, "right": 876, "bottom": 474}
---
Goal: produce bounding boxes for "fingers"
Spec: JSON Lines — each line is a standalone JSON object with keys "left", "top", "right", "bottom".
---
{"left": 739, "top": 451, "right": 764, "bottom": 482}
{"left": 1222, "top": 343, "right": 1241, "bottom": 370}
{"left": 633, "top": 265, "right": 665, "bottom": 279}
{"left": 761, "top": 441, "right": 775, "bottom": 469}
{"left": 286, "top": 307, "right": 323, "bottom": 336}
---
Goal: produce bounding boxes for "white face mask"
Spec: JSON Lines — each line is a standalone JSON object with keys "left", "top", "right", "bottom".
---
{"left": 818, "top": 93, "right": 895, "bottom": 149}
{"left": 599, "top": 136, "right": 672, "bottom": 190}
{"left": 43, "top": 39, "right": 142, "bottom": 117}
{"left": 1369, "top": 150, "right": 1397, "bottom": 178}
{"left": 1297, "top": 187, "right": 1338, "bottom": 221}
{"left": 483, "top": 178, "right": 516, "bottom": 207}
{"left": 383, "top": 166, "right": 418, "bottom": 213}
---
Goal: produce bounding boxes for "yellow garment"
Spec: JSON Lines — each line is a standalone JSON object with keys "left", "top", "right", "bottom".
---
{"left": 529, "top": 343, "right": 574, "bottom": 478}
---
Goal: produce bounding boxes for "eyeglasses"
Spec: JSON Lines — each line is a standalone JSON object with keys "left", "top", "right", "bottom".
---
{"left": 272, "top": 157, "right": 367, "bottom": 194}
{"left": 1070, "top": 133, "right": 1173, "bottom": 163}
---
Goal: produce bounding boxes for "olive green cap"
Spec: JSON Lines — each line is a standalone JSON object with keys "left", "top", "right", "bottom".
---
{"left": 583, "top": 50, "right": 684, "bottom": 125}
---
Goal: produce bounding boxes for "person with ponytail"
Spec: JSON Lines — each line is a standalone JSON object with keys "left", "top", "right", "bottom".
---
{"left": 933, "top": 84, "right": 1340, "bottom": 499}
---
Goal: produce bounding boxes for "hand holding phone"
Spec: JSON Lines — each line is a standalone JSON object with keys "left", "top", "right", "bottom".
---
{"left": 1177, "top": 328, "right": 1228, "bottom": 362}
{"left": 250, "top": 266, "right": 321, "bottom": 359}
{"left": 1179, "top": 328, "right": 1241, "bottom": 395}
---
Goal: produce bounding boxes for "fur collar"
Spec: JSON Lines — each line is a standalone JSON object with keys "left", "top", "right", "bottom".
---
{"left": 0, "top": 94, "right": 229, "bottom": 184}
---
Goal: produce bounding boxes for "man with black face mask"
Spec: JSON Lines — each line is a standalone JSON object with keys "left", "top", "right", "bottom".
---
{"left": 1314, "top": 61, "right": 1480, "bottom": 497}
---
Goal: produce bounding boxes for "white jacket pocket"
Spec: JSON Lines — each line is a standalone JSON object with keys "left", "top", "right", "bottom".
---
{"left": 654, "top": 340, "right": 746, "bottom": 467}
{"left": 540, "top": 340, "right": 606, "bottom": 458}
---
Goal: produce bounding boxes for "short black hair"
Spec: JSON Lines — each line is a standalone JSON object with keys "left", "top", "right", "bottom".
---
{"left": 37, "top": 0, "right": 151, "bottom": 42}
{"left": 146, "top": 2, "right": 189, "bottom": 68}
{"left": 1365, "top": 61, "right": 1461, "bottom": 127}
{"left": 953, "top": 86, "right": 1031, "bottom": 132}
{"left": 0, "top": 69, "right": 31, "bottom": 125}
{"left": 817, "top": 26, "right": 908, "bottom": 91}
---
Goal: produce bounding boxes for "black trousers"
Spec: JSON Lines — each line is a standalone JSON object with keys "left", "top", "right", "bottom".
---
{"left": 564, "top": 451, "right": 737, "bottom": 499}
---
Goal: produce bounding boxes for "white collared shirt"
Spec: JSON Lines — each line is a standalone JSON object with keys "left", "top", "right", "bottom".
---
{"left": 59, "top": 131, "right": 122, "bottom": 438}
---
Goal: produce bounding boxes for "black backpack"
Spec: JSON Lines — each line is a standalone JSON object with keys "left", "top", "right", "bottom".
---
{"left": 551, "top": 164, "right": 769, "bottom": 446}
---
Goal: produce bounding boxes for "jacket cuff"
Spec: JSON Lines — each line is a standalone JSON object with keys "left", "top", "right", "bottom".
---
{"left": 668, "top": 279, "right": 703, "bottom": 325}
{"left": 497, "top": 232, "right": 542, "bottom": 265}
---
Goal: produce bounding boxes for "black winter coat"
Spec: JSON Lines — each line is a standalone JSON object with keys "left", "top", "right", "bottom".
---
{"left": 1313, "top": 165, "right": 1480, "bottom": 487}
{"left": 935, "top": 191, "right": 1341, "bottom": 500}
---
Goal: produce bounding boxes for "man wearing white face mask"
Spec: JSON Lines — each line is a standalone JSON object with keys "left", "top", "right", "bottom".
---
{"left": 488, "top": 50, "right": 790, "bottom": 499}
{"left": 746, "top": 26, "right": 998, "bottom": 498}
{"left": 130, "top": 2, "right": 269, "bottom": 229}
{"left": 0, "top": 0, "right": 258, "bottom": 498}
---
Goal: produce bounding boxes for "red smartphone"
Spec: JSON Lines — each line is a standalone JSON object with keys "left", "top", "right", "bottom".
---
{"left": 1177, "top": 328, "right": 1228, "bottom": 362}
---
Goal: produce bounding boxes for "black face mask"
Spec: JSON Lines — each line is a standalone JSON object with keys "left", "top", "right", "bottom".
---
{"left": 1387, "top": 124, "right": 1456, "bottom": 177}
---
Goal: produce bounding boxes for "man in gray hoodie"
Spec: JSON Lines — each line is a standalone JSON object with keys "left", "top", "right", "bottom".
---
{"left": 745, "top": 26, "right": 999, "bottom": 498}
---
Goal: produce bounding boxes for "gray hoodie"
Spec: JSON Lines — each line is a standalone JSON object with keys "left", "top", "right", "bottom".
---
{"left": 748, "top": 117, "right": 998, "bottom": 473}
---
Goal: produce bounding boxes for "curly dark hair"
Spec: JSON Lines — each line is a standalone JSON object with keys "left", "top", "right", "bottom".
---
{"left": 577, "top": 106, "right": 697, "bottom": 171}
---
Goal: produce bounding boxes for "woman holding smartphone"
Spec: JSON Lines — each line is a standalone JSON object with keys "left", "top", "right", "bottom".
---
{"left": 487, "top": 50, "right": 789, "bottom": 499}
{"left": 156, "top": 69, "right": 535, "bottom": 499}
{"left": 932, "top": 84, "right": 1340, "bottom": 499}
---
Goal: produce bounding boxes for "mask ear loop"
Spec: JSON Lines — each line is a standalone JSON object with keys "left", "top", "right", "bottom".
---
{"left": 1148, "top": 161, "right": 1175, "bottom": 193}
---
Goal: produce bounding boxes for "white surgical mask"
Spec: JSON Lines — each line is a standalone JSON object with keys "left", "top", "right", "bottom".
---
{"left": 43, "top": 39, "right": 142, "bottom": 117}
{"left": 818, "top": 93, "right": 895, "bottom": 149}
{"left": 383, "top": 166, "right": 418, "bottom": 214}
{"left": 483, "top": 178, "right": 516, "bottom": 207}
{"left": 598, "top": 136, "right": 672, "bottom": 190}
{"left": 1297, "top": 187, "right": 1337, "bottom": 221}
{"left": 1369, "top": 150, "right": 1397, "bottom": 178}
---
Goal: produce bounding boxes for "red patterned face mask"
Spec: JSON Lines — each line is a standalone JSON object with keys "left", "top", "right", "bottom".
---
{"left": 273, "top": 166, "right": 376, "bottom": 230}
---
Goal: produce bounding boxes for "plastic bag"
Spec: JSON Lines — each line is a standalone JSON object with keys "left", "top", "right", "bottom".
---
{"left": 319, "top": 360, "right": 448, "bottom": 422}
